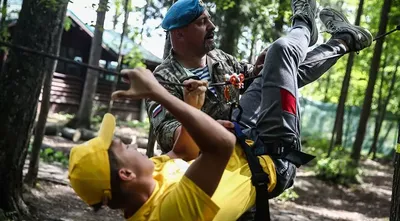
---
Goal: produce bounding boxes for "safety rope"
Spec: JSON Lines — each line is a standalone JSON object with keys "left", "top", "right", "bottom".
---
{"left": 0, "top": 24, "right": 397, "bottom": 87}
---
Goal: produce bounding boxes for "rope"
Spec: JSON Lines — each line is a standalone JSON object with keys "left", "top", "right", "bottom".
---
{"left": 0, "top": 25, "right": 397, "bottom": 88}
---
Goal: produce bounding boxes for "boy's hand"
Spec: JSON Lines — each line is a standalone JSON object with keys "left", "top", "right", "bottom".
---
{"left": 216, "top": 120, "right": 234, "bottom": 130}
{"left": 111, "top": 68, "right": 163, "bottom": 100}
{"left": 183, "top": 79, "right": 207, "bottom": 109}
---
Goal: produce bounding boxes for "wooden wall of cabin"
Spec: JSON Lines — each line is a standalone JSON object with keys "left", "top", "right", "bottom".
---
{"left": 38, "top": 72, "right": 142, "bottom": 121}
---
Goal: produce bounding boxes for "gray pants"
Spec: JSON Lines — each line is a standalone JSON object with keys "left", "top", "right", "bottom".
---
{"left": 234, "top": 26, "right": 347, "bottom": 144}
{"left": 233, "top": 26, "right": 347, "bottom": 210}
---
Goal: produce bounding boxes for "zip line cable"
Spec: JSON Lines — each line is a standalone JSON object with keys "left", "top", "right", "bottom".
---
{"left": 0, "top": 25, "right": 398, "bottom": 87}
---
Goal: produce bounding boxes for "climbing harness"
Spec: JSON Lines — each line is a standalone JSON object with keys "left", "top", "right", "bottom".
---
{"left": 221, "top": 71, "right": 315, "bottom": 221}
{"left": 233, "top": 122, "right": 272, "bottom": 221}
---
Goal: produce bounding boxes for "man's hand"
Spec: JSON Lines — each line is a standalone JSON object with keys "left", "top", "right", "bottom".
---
{"left": 183, "top": 79, "right": 207, "bottom": 109}
{"left": 111, "top": 67, "right": 163, "bottom": 100}
{"left": 252, "top": 48, "right": 268, "bottom": 76}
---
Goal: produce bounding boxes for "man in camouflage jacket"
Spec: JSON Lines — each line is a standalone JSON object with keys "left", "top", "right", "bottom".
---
{"left": 146, "top": 0, "right": 371, "bottom": 154}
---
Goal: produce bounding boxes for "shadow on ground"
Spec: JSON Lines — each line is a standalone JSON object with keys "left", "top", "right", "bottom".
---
{"left": 281, "top": 159, "right": 392, "bottom": 221}
{"left": 24, "top": 182, "right": 124, "bottom": 221}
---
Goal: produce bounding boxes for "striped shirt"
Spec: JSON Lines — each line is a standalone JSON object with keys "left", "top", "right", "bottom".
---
{"left": 188, "top": 66, "right": 216, "bottom": 95}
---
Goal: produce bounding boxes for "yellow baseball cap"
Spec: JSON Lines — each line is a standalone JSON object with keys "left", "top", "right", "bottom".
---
{"left": 68, "top": 113, "right": 116, "bottom": 206}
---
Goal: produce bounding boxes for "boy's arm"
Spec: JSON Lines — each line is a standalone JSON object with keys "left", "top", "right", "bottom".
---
{"left": 112, "top": 68, "right": 236, "bottom": 197}
{"left": 169, "top": 79, "right": 207, "bottom": 161}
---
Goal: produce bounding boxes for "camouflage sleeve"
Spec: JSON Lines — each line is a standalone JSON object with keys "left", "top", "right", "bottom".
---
{"left": 219, "top": 50, "right": 255, "bottom": 77}
{"left": 146, "top": 67, "right": 183, "bottom": 153}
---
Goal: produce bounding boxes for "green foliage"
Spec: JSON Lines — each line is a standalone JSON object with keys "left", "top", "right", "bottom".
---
{"left": 38, "top": 0, "right": 69, "bottom": 12}
{"left": 91, "top": 103, "right": 108, "bottom": 129}
{"left": 315, "top": 154, "right": 362, "bottom": 186}
{"left": 276, "top": 187, "right": 299, "bottom": 202}
{"left": 91, "top": 115, "right": 103, "bottom": 129}
{"left": 302, "top": 135, "right": 330, "bottom": 164}
{"left": 39, "top": 148, "right": 69, "bottom": 167}
{"left": 124, "top": 46, "right": 145, "bottom": 68}
{"left": 117, "top": 118, "right": 150, "bottom": 131}
{"left": 316, "top": 145, "right": 363, "bottom": 186}
{"left": 63, "top": 16, "right": 72, "bottom": 31}
{"left": 302, "top": 137, "right": 362, "bottom": 186}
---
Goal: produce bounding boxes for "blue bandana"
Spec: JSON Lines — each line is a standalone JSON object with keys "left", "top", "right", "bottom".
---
{"left": 161, "top": 0, "right": 205, "bottom": 31}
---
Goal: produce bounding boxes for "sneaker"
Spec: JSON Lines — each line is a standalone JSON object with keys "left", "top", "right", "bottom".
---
{"left": 291, "top": 0, "right": 318, "bottom": 46}
{"left": 319, "top": 8, "right": 373, "bottom": 52}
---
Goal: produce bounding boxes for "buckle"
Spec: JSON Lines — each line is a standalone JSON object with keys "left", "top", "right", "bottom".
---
{"left": 275, "top": 145, "right": 285, "bottom": 155}
{"left": 253, "top": 139, "right": 287, "bottom": 156}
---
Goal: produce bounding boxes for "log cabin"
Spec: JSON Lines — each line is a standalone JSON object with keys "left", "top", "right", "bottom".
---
{"left": 3, "top": 9, "right": 163, "bottom": 121}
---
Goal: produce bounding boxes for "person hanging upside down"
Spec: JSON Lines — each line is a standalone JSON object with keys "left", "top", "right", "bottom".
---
{"left": 67, "top": 1, "right": 373, "bottom": 220}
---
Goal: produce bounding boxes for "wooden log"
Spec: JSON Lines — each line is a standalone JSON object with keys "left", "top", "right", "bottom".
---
{"left": 77, "top": 128, "right": 97, "bottom": 141}
{"left": 60, "top": 126, "right": 133, "bottom": 144}
{"left": 44, "top": 122, "right": 62, "bottom": 136}
{"left": 60, "top": 127, "right": 81, "bottom": 142}
{"left": 137, "top": 137, "right": 148, "bottom": 149}
{"left": 75, "top": 128, "right": 132, "bottom": 144}
{"left": 117, "top": 134, "right": 132, "bottom": 145}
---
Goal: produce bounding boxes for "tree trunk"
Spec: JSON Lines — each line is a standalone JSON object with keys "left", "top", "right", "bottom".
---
{"left": 369, "top": 60, "right": 398, "bottom": 159}
{"left": 331, "top": 0, "right": 364, "bottom": 149}
{"left": 67, "top": 0, "right": 108, "bottom": 129}
{"left": 218, "top": 0, "right": 242, "bottom": 56}
{"left": 108, "top": 0, "right": 129, "bottom": 113}
{"left": 378, "top": 121, "right": 395, "bottom": 152}
{"left": 323, "top": 72, "right": 331, "bottom": 102}
{"left": 163, "top": 32, "right": 172, "bottom": 59}
{"left": 139, "top": 0, "right": 150, "bottom": 43}
{"left": 0, "top": 0, "right": 8, "bottom": 73}
{"left": 0, "top": 0, "right": 69, "bottom": 218}
{"left": 271, "top": 0, "right": 287, "bottom": 41}
{"left": 0, "top": 0, "right": 7, "bottom": 28}
{"left": 247, "top": 22, "right": 258, "bottom": 63}
{"left": 351, "top": 0, "right": 392, "bottom": 163}
{"left": 390, "top": 122, "right": 400, "bottom": 220}
{"left": 24, "top": 54, "right": 62, "bottom": 187}
{"left": 368, "top": 54, "right": 386, "bottom": 157}
{"left": 112, "top": 0, "right": 122, "bottom": 30}
{"left": 162, "top": 0, "right": 175, "bottom": 59}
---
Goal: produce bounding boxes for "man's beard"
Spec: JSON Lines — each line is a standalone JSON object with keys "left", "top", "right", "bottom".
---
{"left": 204, "top": 30, "right": 216, "bottom": 52}
{"left": 204, "top": 41, "right": 216, "bottom": 52}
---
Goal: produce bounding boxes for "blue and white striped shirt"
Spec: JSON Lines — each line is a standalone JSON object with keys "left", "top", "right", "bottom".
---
{"left": 188, "top": 66, "right": 216, "bottom": 95}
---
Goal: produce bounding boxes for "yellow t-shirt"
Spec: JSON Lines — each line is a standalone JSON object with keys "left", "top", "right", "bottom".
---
{"left": 126, "top": 144, "right": 277, "bottom": 221}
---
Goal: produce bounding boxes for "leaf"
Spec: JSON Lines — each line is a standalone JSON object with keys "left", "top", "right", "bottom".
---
{"left": 63, "top": 17, "right": 72, "bottom": 31}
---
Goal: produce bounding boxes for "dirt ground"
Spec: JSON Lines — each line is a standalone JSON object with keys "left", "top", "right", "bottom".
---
{"left": 21, "top": 126, "right": 393, "bottom": 221}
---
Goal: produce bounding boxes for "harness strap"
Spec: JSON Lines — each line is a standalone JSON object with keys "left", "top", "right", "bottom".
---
{"left": 253, "top": 139, "right": 315, "bottom": 168}
{"left": 233, "top": 122, "right": 271, "bottom": 221}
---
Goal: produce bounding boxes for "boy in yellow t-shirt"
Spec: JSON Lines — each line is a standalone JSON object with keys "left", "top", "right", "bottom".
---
{"left": 68, "top": 67, "right": 277, "bottom": 221}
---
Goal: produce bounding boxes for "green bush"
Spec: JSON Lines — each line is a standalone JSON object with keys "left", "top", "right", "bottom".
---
{"left": 118, "top": 118, "right": 150, "bottom": 131}
{"left": 276, "top": 187, "right": 299, "bottom": 202}
{"left": 40, "top": 148, "right": 69, "bottom": 167}
{"left": 315, "top": 150, "right": 362, "bottom": 186}
{"left": 302, "top": 137, "right": 362, "bottom": 186}
{"left": 301, "top": 136, "right": 331, "bottom": 167}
